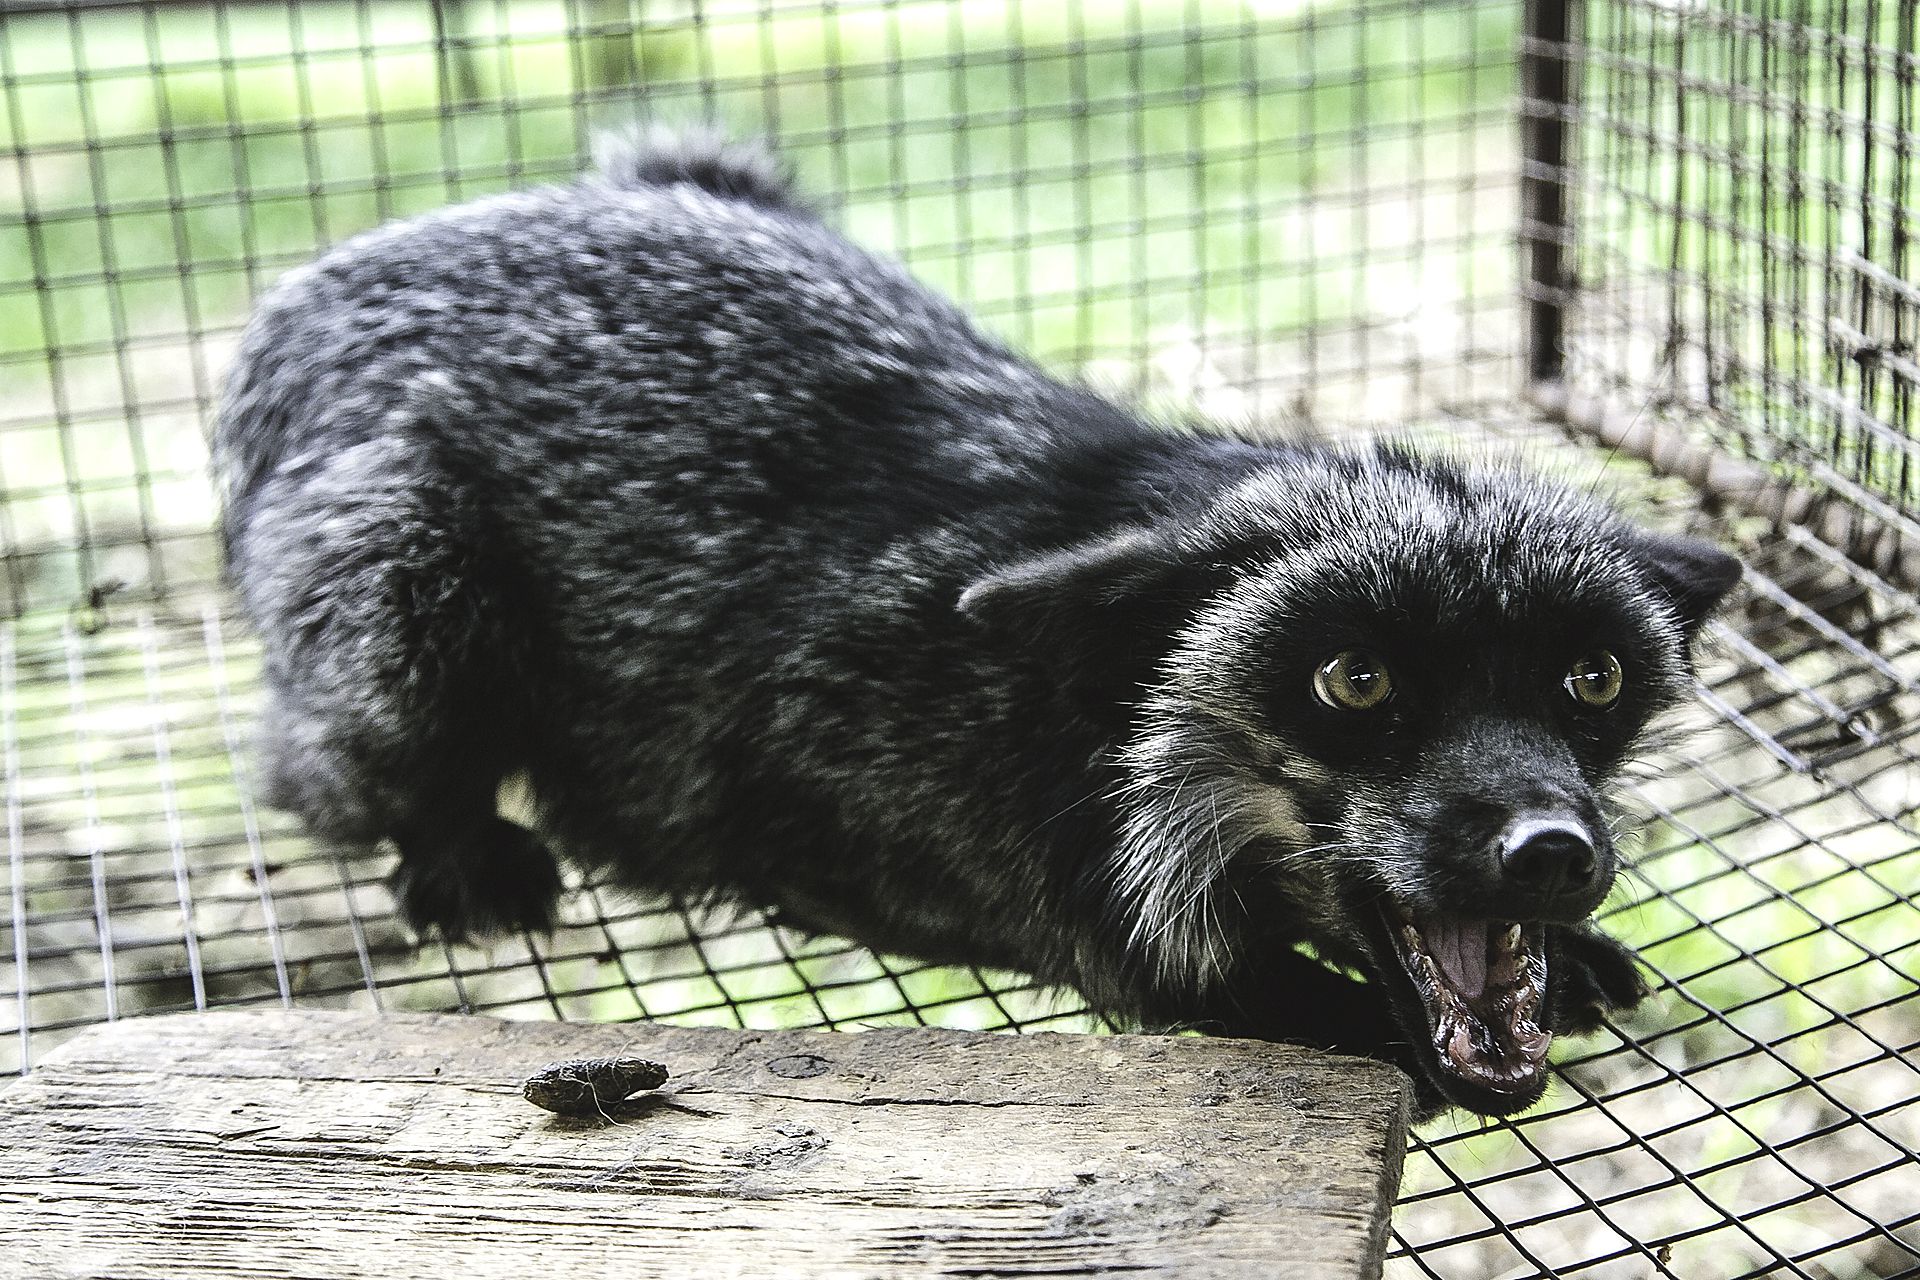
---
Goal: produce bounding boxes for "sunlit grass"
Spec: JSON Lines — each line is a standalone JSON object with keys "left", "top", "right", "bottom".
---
{"left": 0, "top": 0, "right": 1519, "bottom": 613}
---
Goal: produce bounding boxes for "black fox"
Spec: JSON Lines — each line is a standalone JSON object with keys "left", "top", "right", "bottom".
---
{"left": 215, "top": 132, "right": 1740, "bottom": 1117}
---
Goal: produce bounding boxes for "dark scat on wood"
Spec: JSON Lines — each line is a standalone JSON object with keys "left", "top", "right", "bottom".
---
{"left": 522, "top": 1056, "right": 670, "bottom": 1117}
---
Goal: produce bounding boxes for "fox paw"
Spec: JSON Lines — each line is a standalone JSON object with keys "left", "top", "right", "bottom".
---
{"left": 1548, "top": 924, "right": 1650, "bottom": 1036}
{"left": 390, "top": 817, "right": 564, "bottom": 941}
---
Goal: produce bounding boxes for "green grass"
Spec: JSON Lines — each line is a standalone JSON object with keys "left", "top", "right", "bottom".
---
{"left": 0, "top": 0, "right": 1521, "bottom": 615}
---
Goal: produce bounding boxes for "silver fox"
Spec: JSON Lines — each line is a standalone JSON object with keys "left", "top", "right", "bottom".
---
{"left": 216, "top": 133, "right": 1739, "bottom": 1116}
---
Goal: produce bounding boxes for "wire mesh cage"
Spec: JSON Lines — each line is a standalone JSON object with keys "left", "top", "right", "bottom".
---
{"left": 0, "top": 1, "right": 1915, "bottom": 1277}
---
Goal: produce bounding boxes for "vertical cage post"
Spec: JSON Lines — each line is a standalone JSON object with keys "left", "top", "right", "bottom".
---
{"left": 1521, "top": 0, "right": 1575, "bottom": 384}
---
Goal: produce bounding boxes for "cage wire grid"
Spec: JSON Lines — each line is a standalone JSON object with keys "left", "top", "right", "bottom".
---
{"left": 0, "top": 1, "right": 1915, "bottom": 1277}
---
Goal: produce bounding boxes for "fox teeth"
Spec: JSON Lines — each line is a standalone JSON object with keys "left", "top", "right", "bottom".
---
{"left": 1503, "top": 923, "right": 1522, "bottom": 951}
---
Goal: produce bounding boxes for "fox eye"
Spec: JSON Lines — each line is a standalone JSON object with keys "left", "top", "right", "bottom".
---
{"left": 1314, "top": 649, "right": 1394, "bottom": 711}
{"left": 1565, "top": 650, "right": 1624, "bottom": 708}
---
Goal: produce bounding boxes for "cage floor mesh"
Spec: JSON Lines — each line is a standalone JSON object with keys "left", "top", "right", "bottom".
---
{"left": 2, "top": 406, "right": 1914, "bottom": 1280}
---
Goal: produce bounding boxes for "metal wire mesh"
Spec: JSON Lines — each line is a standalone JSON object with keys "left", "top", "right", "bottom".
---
{"left": 0, "top": 3, "right": 1914, "bottom": 1278}
{"left": 1544, "top": 0, "right": 1920, "bottom": 578}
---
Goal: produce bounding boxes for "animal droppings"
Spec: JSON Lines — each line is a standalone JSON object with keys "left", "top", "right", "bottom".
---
{"left": 521, "top": 1056, "right": 670, "bottom": 1116}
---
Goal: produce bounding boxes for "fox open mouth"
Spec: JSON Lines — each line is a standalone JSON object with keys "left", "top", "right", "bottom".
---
{"left": 1384, "top": 903, "right": 1552, "bottom": 1097}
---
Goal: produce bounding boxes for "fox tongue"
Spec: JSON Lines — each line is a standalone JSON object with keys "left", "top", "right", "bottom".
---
{"left": 1386, "top": 905, "right": 1552, "bottom": 1097}
{"left": 1420, "top": 915, "right": 1489, "bottom": 1000}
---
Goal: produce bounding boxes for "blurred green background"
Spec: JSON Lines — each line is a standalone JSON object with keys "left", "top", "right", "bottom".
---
{"left": 0, "top": 0, "right": 1522, "bottom": 617}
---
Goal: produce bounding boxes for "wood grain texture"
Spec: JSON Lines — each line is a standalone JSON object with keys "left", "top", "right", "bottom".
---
{"left": 0, "top": 1010, "right": 1409, "bottom": 1280}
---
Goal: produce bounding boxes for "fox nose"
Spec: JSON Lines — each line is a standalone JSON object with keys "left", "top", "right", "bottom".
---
{"left": 1500, "top": 817, "right": 1597, "bottom": 897}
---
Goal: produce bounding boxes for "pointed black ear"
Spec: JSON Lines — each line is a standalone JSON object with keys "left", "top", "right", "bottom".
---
{"left": 958, "top": 527, "right": 1176, "bottom": 629}
{"left": 1622, "top": 528, "right": 1743, "bottom": 635}
{"left": 958, "top": 524, "right": 1236, "bottom": 671}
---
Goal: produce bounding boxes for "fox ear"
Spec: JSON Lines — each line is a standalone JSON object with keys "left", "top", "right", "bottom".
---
{"left": 959, "top": 527, "right": 1174, "bottom": 625}
{"left": 958, "top": 524, "right": 1236, "bottom": 661}
{"left": 1622, "top": 528, "right": 1743, "bottom": 635}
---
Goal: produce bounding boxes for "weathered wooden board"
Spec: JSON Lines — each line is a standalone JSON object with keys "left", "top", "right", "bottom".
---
{"left": 0, "top": 1010, "right": 1409, "bottom": 1280}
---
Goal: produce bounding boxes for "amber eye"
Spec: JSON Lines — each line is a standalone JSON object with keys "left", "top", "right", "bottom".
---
{"left": 1565, "top": 650, "right": 1624, "bottom": 708}
{"left": 1313, "top": 649, "right": 1394, "bottom": 711}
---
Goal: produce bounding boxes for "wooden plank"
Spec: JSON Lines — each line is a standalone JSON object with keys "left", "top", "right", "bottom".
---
{"left": 0, "top": 1010, "right": 1409, "bottom": 1279}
